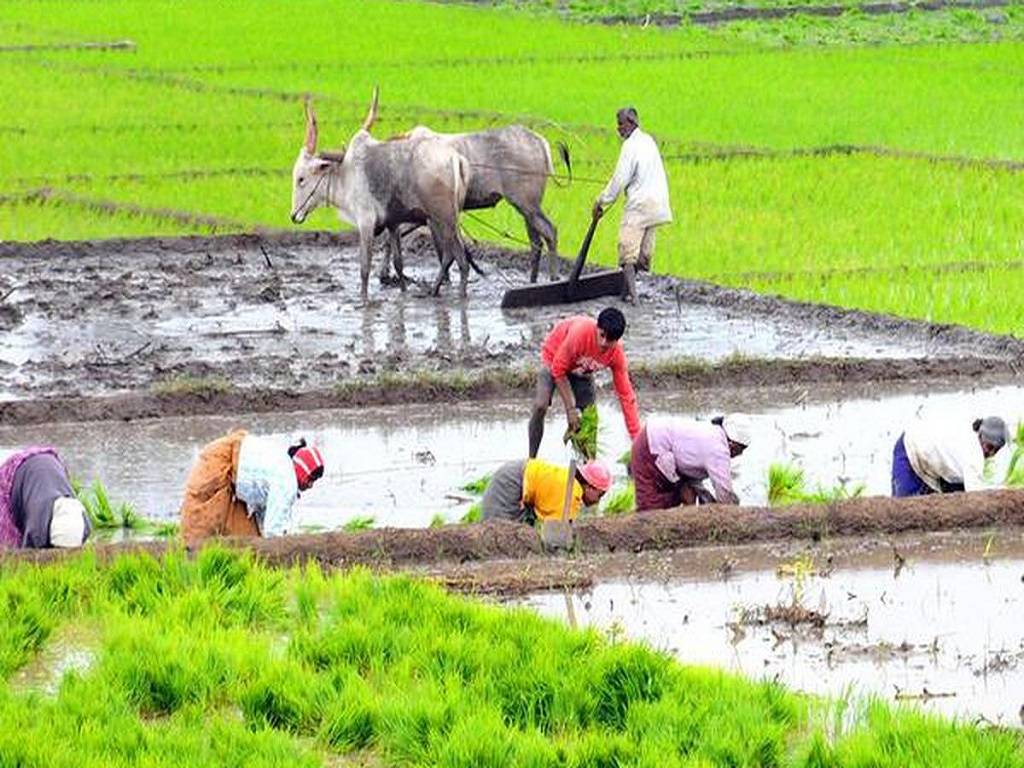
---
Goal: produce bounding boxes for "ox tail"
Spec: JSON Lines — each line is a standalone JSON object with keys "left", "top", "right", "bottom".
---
{"left": 544, "top": 138, "right": 572, "bottom": 188}
{"left": 452, "top": 154, "right": 486, "bottom": 278}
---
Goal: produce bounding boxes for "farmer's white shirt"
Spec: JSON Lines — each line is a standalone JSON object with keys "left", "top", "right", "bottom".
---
{"left": 902, "top": 420, "right": 989, "bottom": 492}
{"left": 235, "top": 436, "right": 298, "bottom": 537}
{"left": 597, "top": 128, "right": 672, "bottom": 228}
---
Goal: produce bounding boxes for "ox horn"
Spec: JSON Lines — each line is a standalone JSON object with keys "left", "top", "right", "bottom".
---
{"left": 304, "top": 95, "right": 318, "bottom": 154}
{"left": 361, "top": 85, "right": 379, "bottom": 133}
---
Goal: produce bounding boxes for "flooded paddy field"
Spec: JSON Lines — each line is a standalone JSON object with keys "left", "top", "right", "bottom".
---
{"left": 520, "top": 532, "right": 1024, "bottom": 726}
{"left": 2, "top": 381, "right": 1023, "bottom": 532}
{"left": 1, "top": 233, "right": 1019, "bottom": 405}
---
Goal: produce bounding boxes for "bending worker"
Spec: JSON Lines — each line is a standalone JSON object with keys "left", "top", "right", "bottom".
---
{"left": 481, "top": 457, "right": 612, "bottom": 524}
{"left": 181, "top": 430, "right": 325, "bottom": 545}
{"left": 892, "top": 415, "right": 1009, "bottom": 497}
{"left": 0, "top": 446, "right": 90, "bottom": 549}
{"left": 529, "top": 307, "right": 641, "bottom": 458}
{"left": 592, "top": 106, "right": 672, "bottom": 305}
{"left": 631, "top": 414, "right": 752, "bottom": 511}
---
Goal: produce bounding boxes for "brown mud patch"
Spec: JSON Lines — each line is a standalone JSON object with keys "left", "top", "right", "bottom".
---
{"left": 2, "top": 231, "right": 1021, "bottom": 421}
{"left": 11, "top": 488, "right": 1024, "bottom": 579}
{"left": 1, "top": 355, "right": 1018, "bottom": 427}
{"left": 593, "top": 0, "right": 1009, "bottom": 24}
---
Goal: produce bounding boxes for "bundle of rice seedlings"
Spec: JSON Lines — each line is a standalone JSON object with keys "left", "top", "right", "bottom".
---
{"left": 600, "top": 482, "right": 635, "bottom": 516}
{"left": 565, "top": 404, "right": 599, "bottom": 460}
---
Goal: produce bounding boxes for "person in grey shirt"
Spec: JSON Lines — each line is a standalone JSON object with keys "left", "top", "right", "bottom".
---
{"left": 0, "top": 447, "right": 90, "bottom": 549}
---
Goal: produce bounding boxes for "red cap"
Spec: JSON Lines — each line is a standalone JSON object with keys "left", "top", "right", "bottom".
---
{"left": 293, "top": 445, "right": 324, "bottom": 487}
{"left": 579, "top": 459, "right": 612, "bottom": 492}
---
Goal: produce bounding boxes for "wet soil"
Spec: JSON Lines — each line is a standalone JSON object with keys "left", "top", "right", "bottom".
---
{"left": 11, "top": 488, "right": 1024, "bottom": 574}
{"left": 1, "top": 232, "right": 1020, "bottom": 423}
{"left": 522, "top": 531, "right": 1024, "bottom": 725}
{"left": 5, "top": 381, "right": 1023, "bottom": 529}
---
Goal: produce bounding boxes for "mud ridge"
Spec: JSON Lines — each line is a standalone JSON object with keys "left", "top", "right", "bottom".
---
{"left": 11, "top": 489, "right": 1024, "bottom": 578}
{"left": 662, "top": 142, "right": 1024, "bottom": 174}
{"left": 0, "top": 39, "right": 136, "bottom": 53}
{"left": 666, "top": 274, "right": 1024, "bottom": 360}
{"left": 0, "top": 356, "right": 1018, "bottom": 427}
{"left": 0, "top": 229, "right": 355, "bottom": 261}
{"left": 0, "top": 188, "right": 258, "bottom": 232}
{"left": 705, "top": 258, "right": 1024, "bottom": 284}
{"left": 598, "top": 0, "right": 1009, "bottom": 25}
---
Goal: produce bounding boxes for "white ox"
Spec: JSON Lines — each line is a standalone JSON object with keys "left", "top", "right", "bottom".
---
{"left": 290, "top": 89, "right": 472, "bottom": 299}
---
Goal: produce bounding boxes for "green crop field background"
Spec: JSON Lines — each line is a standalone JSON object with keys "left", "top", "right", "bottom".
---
{"left": 2, "top": 0, "right": 1024, "bottom": 332}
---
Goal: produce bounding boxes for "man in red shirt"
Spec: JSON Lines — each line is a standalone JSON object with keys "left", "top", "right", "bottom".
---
{"left": 529, "top": 307, "right": 642, "bottom": 457}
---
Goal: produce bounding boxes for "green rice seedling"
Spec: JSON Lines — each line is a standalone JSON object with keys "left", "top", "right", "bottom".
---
{"left": 151, "top": 375, "right": 231, "bottom": 397}
{"left": 460, "top": 503, "right": 482, "bottom": 524}
{"left": 768, "top": 462, "right": 809, "bottom": 506}
{"left": 342, "top": 516, "right": 375, "bottom": 532}
{"left": 600, "top": 482, "right": 635, "bottom": 516}
{"left": 429, "top": 513, "right": 447, "bottom": 528}
{"left": 152, "top": 521, "right": 180, "bottom": 538}
{"left": 240, "top": 661, "right": 330, "bottom": 735}
{"left": 76, "top": 478, "right": 118, "bottom": 529}
{"left": 768, "top": 462, "right": 865, "bottom": 506}
{"left": 566, "top": 404, "right": 600, "bottom": 461}
{"left": 1003, "top": 420, "right": 1024, "bottom": 486}
{"left": 318, "top": 671, "right": 379, "bottom": 750}
{"left": 0, "top": 546, "right": 1023, "bottom": 764}
{"left": 460, "top": 473, "right": 492, "bottom": 495}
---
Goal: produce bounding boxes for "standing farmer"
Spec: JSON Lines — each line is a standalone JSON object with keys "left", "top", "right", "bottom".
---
{"left": 0, "top": 446, "right": 90, "bottom": 549}
{"left": 592, "top": 106, "right": 672, "bottom": 304}
{"left": 631, "top": 415, "right": 752, "bottom": 511}
{"left": 528, "top": 307, "right": 641, "bottom": 458}
{"left": 481, "top": 458, "right": 612, "bottom": 524}
{"left": 180, "top": 430, "right": 325, "bottom": 546}
{"left": 892, "top": 416, "right": 1008, "bottom": 497}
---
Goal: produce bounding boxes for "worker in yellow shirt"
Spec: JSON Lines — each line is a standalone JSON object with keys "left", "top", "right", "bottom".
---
{"left": 480, "top": 458, "right": 612, "bottom": 524}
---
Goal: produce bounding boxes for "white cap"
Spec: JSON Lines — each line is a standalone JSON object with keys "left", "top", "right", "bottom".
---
{"left": 722, "top": 414, "right": 753, "bottom": 447}
{"left": 50, "top": 497, "right": 87, "bottom": 548}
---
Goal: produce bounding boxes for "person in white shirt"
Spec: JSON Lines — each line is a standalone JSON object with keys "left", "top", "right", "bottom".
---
{"left": 593, "top": 106, "right": 672, "bottom": 304}
{"left": 180, "top": 430, "right": 325, "bottom": 545}
{"left": 892, "top": 416, "right": 1009, "bottom": 497}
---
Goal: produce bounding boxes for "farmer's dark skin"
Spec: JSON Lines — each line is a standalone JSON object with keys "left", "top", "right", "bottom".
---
{"left": 592, "top": 110, "right": 638, "bottom": 221}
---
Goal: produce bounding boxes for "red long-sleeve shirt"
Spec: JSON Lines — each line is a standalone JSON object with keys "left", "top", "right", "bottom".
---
{"left": 540, "top": 316, "right": 641, "bottom": 440}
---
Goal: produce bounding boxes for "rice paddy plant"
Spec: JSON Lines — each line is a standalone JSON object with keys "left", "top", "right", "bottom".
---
{"left": 460, "top": 502, "right": 482, "bottom": 524}
{"left": 72, "top": 477, "right": 166, "bottom": 534}
{"left": 601, "top": 481, "right": 636, "bottom": 516}
{"left": 429, "top": 513, "right": 447, "bottom": 528}
{"left": 342, "top": 516, "right": 375, "bottom": 533}
{"left": 460, "top": 473, "right": 492, "bottom": 495}
{"left": 566, "top": 403, "right": 600, "bottom": 461}
{"left": 767, "top": 462, "right": 865, "bottom": 506}
{"left": 0, "top": 547, "right": 1022, "bottom": 764}
{"left": 1003, "top": 420, "right": 1024, "bottom": 486}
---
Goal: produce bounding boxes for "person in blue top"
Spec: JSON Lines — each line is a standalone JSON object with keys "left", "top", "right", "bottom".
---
{"left": 180, "top": 430, "right": 324, "bottom": 546}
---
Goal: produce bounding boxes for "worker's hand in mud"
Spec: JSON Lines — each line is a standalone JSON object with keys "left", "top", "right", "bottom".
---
{"left": 566, "top": 407, "right": 582, "bottom": 434}
{"left": 591, "top": 202, "right": 604, "bottom": 220}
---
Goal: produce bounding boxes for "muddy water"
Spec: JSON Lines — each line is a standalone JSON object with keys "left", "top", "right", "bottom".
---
{"left": 8, "top": 623, "right": 96, "bottom": 697}
{"left": 0, "top": 382, "right": 1022, "bottom": 532}
{"left": 523, "top": 534, "right": 1024, "bottom": 726}
{"left": 0, "top": 237, "right": 1000, "bottom": 401}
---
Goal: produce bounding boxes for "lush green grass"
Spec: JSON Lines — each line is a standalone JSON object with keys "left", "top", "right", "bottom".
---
{"left": 0, "top": 547, "right": 1022, "bottom": 766}
{"left": 2, "top": 0, "right": 1024, "bottom": 334}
